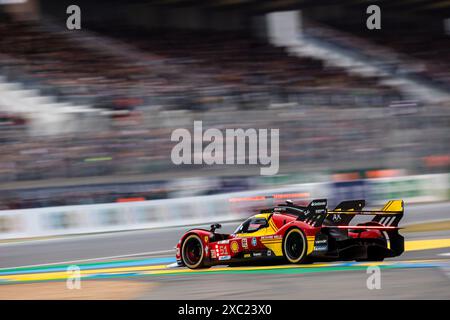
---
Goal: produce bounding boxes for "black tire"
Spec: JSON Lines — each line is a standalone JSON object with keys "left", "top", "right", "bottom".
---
{"left": 181, "top": 234, "right": 206, "bottom": 269}
{"left": 283, "top": 228, "right": 308, "bottom": 264}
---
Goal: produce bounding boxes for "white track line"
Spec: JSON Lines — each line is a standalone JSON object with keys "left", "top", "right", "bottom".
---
{"left": 0, "top": 249, "right": 174, "bottom": 271}
{"left": 438, "top": 253, "right": 450, "bottom": 256}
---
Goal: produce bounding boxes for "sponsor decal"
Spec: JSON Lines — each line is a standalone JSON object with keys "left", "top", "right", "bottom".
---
{"left": 262, "top": 235, "right": 281, "bottom": 240}
{"left": 230, "top": 241, "right": 239, "bottom": 253}
{"left": 314, "top": 239, "right": 328, "bottom": 252}
{"left": 218, "top": 255, "right": 231, "bottom": 261}
{"left": 244, "top": 253, "right": 251, "bottom": 258}
{"left": 311, "top": 201, "right": 326, "bottom": 206}
{"left": 218, "top": 240, "right": 229, "bottom": 244}
{"left": 253, "top": 252, "right": 262, "bottom": 257}
{"left": 211, "top": 250, "right": 217, "bottom": 258}
{"left": 267, "top": 250, "right": 272, "bottom": 256}
{"left": 242, "top": 238, "right": 248, "bottom": 248}
{"left": 251, "top": 237, "right": 257, "bottom": 247}
{"left": 332, "top": 214, "right": 342, "bottom": 222}
{"left": 204, "top": 236, "right": 209, "bottom": 243}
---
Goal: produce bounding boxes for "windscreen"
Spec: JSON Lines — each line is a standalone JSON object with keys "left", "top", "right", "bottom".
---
{"left": 234, "top": 217, "right": 268, "bottom": 234}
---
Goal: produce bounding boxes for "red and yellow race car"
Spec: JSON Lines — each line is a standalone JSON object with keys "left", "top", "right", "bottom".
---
{"left": 175, "top": 199, "right": 404, "bottom": 269}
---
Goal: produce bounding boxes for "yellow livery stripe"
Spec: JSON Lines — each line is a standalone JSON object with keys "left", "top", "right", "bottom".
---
{"left": 307, "top": 235, "right": 315, "bottom": 255}
{"left": 262, "top": 242, "right": 283, "bottom": 256}
{"left": 382, "top": 200, "right": 393, "bottom": 211}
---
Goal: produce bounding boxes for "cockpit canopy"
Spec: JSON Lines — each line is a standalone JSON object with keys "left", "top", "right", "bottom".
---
{"left": 234, "top": 215, "right": 269, "bottom": 234}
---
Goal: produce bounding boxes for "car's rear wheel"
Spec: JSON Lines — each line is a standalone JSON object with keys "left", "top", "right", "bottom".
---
{"left": 283, "top": 228, "right": 307, "bottom": 264}
{"left": 181, "top": 234, "right": 206, "bottom": 269}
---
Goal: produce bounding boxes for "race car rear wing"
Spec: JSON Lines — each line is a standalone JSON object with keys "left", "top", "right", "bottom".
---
{"left": 285, "top": 199, "right": 404, "bottom": 228}
{"left": 269, "top": 198, "right": 403, "bottom": 228}
{"left": 327, "top": 199, "right": 404, "bottom": 228}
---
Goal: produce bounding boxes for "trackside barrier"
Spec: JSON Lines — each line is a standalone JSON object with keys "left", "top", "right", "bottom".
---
{"left": 331, "top": 174, "right": 449, "bottom": 205}
{"left": 0, "top": 174, "right": 448, "bottom": 240}
{"left": 0, "top": 183, "right": 327, "bottom": 240}
{"left": 367, "top": 174, "right": 449, "bottom": 204}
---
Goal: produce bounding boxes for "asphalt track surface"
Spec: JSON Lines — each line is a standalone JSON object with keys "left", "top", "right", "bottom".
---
{"left": 1, "top": 202, "right": 450, "bottom": 299}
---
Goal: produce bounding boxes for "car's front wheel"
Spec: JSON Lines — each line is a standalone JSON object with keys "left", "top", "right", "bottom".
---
{"left": 181, "top": 234, "right": 207, "bottom": 269}
{"left": 283, "top": 228, "right": 307, "bottom": 264}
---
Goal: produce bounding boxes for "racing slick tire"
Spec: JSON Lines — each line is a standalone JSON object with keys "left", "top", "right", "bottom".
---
{"left": 181, "top": 234, "right": 208, "bottom": 269}
{"left": 282, "top": 228, "right": 308, "bottom": 264}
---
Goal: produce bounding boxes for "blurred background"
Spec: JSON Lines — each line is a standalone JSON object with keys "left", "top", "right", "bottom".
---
{"left": 0, "top": 0, "right": 449, "bottom": 238}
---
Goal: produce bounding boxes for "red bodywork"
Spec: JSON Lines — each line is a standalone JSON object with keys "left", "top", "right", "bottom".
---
{"left": 175, "top": 211, "right": 385, "bottom": 266}
{"left": 176, "top": 199, "right": 404, "bottom": 268}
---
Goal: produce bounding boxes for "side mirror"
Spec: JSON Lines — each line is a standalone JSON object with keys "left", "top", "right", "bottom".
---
{"left": 210, "top": 223, "right": 222, "bottom": 232}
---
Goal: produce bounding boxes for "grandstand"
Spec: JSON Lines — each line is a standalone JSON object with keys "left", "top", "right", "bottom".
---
{"left": 0, "top": 0, "right": 449, "bottom": 208}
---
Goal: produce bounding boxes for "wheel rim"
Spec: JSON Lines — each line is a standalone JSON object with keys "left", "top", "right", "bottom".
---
{"left": 285, "top": 229, "right": 305, "bottom": 262}
{"left": 182, "top": 235, "right": 203, "bottom": 268}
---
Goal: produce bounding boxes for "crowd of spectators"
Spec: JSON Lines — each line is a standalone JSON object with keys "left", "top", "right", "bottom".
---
{"left": 0, "top": 19, "right": 402, "bottom": 111}
{"left": 373, "top": 32, "right": 450, "bottom": 89}
{"left": 305, "top": 20, "right": 450, "bottom": 90}
{"left": 1, "top": 101, "right": 448, "bottom": 210}
{"left": 0, "top": 16, "right": 449, "bottom": 209}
